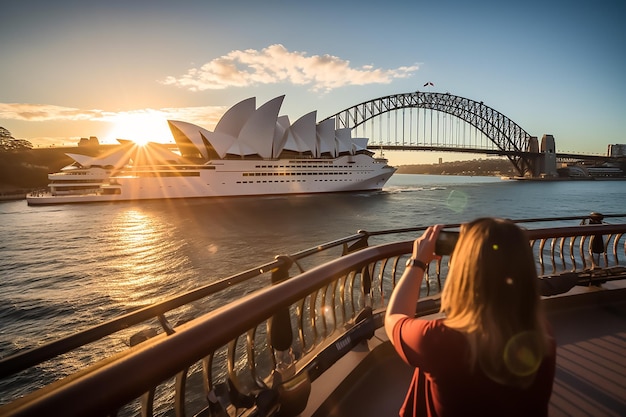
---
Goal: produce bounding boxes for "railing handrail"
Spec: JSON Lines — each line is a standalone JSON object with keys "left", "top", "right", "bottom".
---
{"left": 526, "top": 223, "right": 626, "bottom": 239}
{"left": 1, "top": 214, "right": 624, "bottom": 380}
{"left": 1, "top": 241, "right": 411, "bottom": 416}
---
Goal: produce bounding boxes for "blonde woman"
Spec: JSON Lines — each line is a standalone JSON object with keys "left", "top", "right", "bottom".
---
{"left": 385, "top": 218, "right": 555, "bottom": 417}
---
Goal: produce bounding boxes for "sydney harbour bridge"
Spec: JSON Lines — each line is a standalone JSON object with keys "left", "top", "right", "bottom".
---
{"left": 321, "top": 91, "right": 617, "bottom": 177}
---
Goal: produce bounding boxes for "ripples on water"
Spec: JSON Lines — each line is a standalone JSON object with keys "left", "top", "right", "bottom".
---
{"left": 1, "top": 174, "right": 625, "bottom": 404}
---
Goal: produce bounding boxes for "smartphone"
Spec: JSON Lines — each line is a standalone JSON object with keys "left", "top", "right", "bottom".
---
{"left": 435, "top": 231, "right": 459, "bottom": 256}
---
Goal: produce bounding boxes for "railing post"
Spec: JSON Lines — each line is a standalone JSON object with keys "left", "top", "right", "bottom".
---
{"left": 270, "top": 255, "right": 295, "bottom": 373}
{"left": 269, "top": 256, "right": 311, "bottom": 417}
{"left": 583, "top": 212, "right": 606, "bottom": 268}
{"left": 342, "top": 230, "right": 370, "bottom": 255}
{"left": 361, "top": 264, "right": 372, "bottom": 308}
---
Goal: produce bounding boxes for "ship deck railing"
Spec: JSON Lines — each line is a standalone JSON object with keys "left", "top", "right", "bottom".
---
{"left": 1, "top": 213, "right": 625, "bottom": 416}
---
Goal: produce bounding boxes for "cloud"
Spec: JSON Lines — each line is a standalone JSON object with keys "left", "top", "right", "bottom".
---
{"left": 0, "top": 103, "right": 226, "bottom": 127}
{"left": 162, "top": 44, "right": 420, "bottom": 92}
{"left": 0, "top": 103, "right": 109, "bottom": 122}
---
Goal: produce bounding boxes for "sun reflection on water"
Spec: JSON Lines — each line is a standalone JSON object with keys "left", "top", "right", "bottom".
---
{"left": 99, "top": 209, "right": 189, "bottom": 309}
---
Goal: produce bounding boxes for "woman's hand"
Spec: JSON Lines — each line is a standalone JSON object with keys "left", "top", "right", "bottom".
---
{"left": 385, "top": 224, "right": 443, "bottom": 342}
{"left": 412, "top": 225, "right": 443, "bottom": 265}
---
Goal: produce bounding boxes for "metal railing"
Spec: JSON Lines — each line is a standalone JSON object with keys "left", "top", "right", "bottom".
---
{"left": 1, "top": 213, "right": 626, "bottom": 417}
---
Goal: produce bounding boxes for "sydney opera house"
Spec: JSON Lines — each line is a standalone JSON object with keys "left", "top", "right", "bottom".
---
{"left": 169, "top": 95, "right": 371, "bottom": 161}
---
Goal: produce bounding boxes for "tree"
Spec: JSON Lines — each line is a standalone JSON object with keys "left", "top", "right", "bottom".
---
{"left": 0, "top": 127, "right": 33, "bottom": 151}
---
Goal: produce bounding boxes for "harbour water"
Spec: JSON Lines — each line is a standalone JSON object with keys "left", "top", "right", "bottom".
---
{"left": 1, "top": 174, "right": 625, "bottom": 404}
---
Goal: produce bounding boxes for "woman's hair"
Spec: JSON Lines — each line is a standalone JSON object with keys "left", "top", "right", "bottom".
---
{"left": 440, "top": 218, "right": 550, "bottom": 386}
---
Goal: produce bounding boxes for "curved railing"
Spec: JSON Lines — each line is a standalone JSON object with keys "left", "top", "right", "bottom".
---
{"left": 1, "top": 213, "right": 626, "bottom": 416}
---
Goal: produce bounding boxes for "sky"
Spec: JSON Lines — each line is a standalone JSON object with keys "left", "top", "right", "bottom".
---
{"left": 1, "top": 0, "right": 624, "bottom": 165}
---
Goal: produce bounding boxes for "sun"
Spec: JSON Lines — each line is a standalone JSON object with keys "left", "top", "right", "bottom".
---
{"left": 107, "top": 111, "right": 172, "bottom": 146}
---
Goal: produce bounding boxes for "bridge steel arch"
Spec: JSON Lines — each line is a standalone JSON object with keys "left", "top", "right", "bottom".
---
{"left": 321, "top": 92, "right": 537, "bottom": 176}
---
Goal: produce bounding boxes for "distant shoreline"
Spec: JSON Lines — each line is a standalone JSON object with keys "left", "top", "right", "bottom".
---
{"left": 0, "top": 191, "right": 28, "bottom": 201}
{"left": 503, "top": 176, "right": 626, "bottom": 182}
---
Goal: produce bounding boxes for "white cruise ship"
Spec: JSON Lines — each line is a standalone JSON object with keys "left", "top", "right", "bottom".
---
{"left": 26, "top": 96, "right": 396, "bottom": 205}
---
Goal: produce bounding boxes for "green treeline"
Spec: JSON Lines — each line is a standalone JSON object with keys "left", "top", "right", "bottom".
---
{"left": 0, "top": 146, "right": 110, "bottom": 191}
{"left": 0, "top": 148, "right": 75, "bottom": 191}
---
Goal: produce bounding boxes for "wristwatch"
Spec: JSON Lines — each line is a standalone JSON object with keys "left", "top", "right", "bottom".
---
{"left": 405, "top": 258, "right": 427, "bottom": 270}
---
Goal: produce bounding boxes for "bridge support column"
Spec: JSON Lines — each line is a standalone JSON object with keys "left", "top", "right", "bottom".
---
{"left": 527, "top": 136, "right": 540, "bottom": 177}
{"left": 539, "top": 134, "right": 558, "bottom": 177}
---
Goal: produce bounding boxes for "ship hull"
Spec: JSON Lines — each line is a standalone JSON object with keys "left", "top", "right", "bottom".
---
{"left": 27, "top": 155, "right": 396, "bottom": 205}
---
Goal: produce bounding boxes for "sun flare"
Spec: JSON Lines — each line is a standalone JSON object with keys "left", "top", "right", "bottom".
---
{"left": 107, "top": 112, "right": 173, "bottom": 146}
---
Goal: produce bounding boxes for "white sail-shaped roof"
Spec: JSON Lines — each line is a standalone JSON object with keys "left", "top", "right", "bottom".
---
{"left": 214, "top": 97, "right": 256, "bottom": 138}
{"left": 201, "top": 130, "right": 237, "bottom": 159}
{"left": 237, "top": 95, "right": 284, "bottom": 159}
{"left": 66, "top": 140, "right": 182, "bottom": 169}
{"left": 65, "top": 153, "right": 101, "bottom": 167}
{"left": 284, "top": 111, "right": 317, "bottom": 156}
{"left": 66, "top": 144, "right": 134, "bottom": 169}
{"left": 316, "top": 118, "right": 337, "bottom": 157}
{"left": 132, "top": 142, "right": 182, "bottom": 166}
{"left": 226, "top": 140, "right": 258, "bottom": 156}
{"left": 168, "top": 120, "right": 210, "bottom": 159}
{"left": 281, "top": 113, "right": 312, "bottom": 155}
{"left": 335, "top": 128, "right": 354, "bottom": 155}
{"left": 272, "top": 115, "right": 291, "bottom": 158}
{"left": 282, "top": 130, "right": 309, "bottom": 154}
{"left": 352, "top": 137, "right": 370, "bottom": 152}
